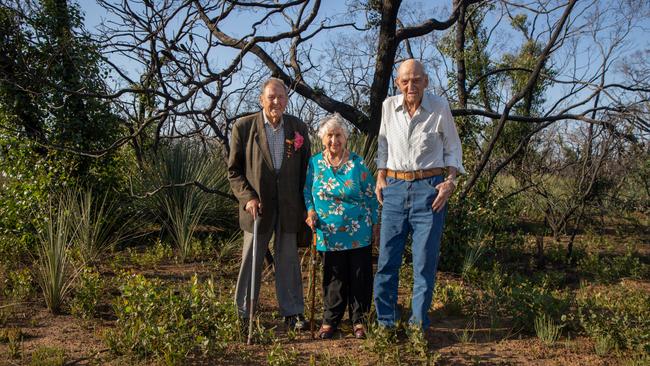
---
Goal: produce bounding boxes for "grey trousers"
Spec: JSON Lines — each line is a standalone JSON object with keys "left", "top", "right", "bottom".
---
{"left": 235, "top": 223, "right": 305, "bottom": 318}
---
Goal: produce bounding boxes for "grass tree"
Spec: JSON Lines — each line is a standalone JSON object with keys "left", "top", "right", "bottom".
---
{"left": 35, "top": 192, "right": 80, "bottom": 314}
{"left": 143, "top": 141, "right": 227, "bottom": 262}
{"left": 72, "top": 188, "right": 130, "bottom": 265}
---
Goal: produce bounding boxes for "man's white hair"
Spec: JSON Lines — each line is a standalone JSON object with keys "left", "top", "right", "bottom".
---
{"left": 260, "top": 77, "right": 289, "bottom": 95}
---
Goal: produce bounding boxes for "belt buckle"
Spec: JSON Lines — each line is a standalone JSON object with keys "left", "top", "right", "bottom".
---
{"left": 404, "top": 171, "right": 415, "bottom": 181}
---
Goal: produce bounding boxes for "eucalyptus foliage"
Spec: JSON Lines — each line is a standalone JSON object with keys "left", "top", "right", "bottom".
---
{"left": 0, "top": 2, "right": 124, "bottom": 254}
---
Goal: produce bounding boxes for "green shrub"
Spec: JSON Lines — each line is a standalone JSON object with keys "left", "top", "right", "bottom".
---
{"left": 267, "top": 340, "right": 298, "bottom": 366}
{"left": 105, "top": 273, "right": 239, "bottom": 363}
{"left": 435, "top": 281, "right": 471, "bottom": 316}
{"left": 479, "top": 265, "right": 570, "bottom": 332}
{"left": 441, "top": 182, "right": 522, "bottom": 273}
{"left": 530, "top": 270, "right": 566, "bottom": 290}
{"left": 126, "top": 238, "right": 173, "bottom": 267}
{"left": 406, "top": 324, "right": 438, "bottom": 362}
{"left": 576, "top": 284, "right": 650, "bottom": 354}
{"left": 1, "top": 327, "right": 23, "bottom": 359}
{"left": 29, "top": 346, "right": 66, "bottom": 366}
{"left": 502, "top": 276, "right": 570, "bottom": 332}
{"left": 363, "top": 322, "right": 394, "bottom": 353}
{"left": 0, "top": 134, "right": 66, "bottom": 258}
{"left": 70, "top": 267, "right": 103, "bottom": 319}
{"left": 0, "top": 234, "right": 30, "bottom": 268}
{"left": 578, "top": 247, "right": 648, "bottom": 282}
{"left": 3, "top": 267, "right": 34, "bottom": 300}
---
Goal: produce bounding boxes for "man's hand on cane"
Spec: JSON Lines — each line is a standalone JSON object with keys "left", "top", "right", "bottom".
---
{"left": 245, "top": 198, "right": 262, "bottom": 219}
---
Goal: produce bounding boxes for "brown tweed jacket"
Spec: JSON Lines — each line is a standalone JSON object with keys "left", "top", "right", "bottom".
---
{"left": 227, "top": 111, "right": 311, "bottom": 234}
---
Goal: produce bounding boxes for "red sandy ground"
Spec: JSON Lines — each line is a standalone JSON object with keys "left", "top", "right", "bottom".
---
{"left": 1, "top": 235, "right": 646, "bottom": 365}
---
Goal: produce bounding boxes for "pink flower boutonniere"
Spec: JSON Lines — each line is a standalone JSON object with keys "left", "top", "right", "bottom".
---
{"left": 285, "top": 131, "right": 304, "bottom": 158}
{"left": 294, "top": 132, "right": 304, "bottom": 149}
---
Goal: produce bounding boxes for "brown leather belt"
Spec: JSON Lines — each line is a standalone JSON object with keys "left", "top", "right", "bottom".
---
{"left": 386, "top": 168, "right": 444, "bottom": 181}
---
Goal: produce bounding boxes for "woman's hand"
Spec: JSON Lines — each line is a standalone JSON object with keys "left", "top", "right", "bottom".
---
{"left": 306, "top": 210, "right": 318, "bottom": 231}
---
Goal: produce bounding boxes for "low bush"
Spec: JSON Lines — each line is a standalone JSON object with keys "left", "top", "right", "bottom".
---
{"left": 578, "top": 247, "right": 649, "bottom": 282}
{"left": 434, "top": 281, "right": 472, "bottom": 316}
{"left": 479, "top": 265, "right": 570, "bottom": 332}
{"left": 2, "top": 267, "right": 34, "bottom": 300}
{"left": 441, "top": 183, "right": 522, "bottom": 273}
{"left": 70, "top": 267, "right": 103, "bottom": 319}
{"left": 29, "top": 346, "right": 66, "bottom": 366}
{"left": 105, "top": 272, "right": 239, "bottom": 364}
{"left": 125, "top": 238, "right": 173, "bottom": 267}
{"left": 266, "top": 340, "right": 298, "bottom": 366}
{"left": 504, "top": 275, "right": 571, "bottom": 332}
{"left": 1, "top": 327, "right": 23, "bottom": 359}
{"left": 575, "top": 283, "right": 650, "bottom": 354}
{"left": 0, "top": 234, "right": 30, "bottom": 269}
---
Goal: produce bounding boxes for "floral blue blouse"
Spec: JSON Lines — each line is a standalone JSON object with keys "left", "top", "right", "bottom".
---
{"left": 303, "top": 151, "right": 379, "bottom": 252}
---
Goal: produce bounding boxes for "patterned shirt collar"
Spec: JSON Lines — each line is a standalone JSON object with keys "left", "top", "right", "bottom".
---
{"left": 263, "top": 112, "right": 284, "bottom": 130}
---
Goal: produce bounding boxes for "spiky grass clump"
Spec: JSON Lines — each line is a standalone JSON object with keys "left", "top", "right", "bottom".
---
{"left": 535, "top": 313, "right": 562, "bottom": 346}
{"left": 35, "top": 193, "right": 80, "bottom": 313}
{"left": 72, "top": 188, "right": 129, "bottom": 264}
{"left": 148, "top": 142, "right": 214, "bottom": 262}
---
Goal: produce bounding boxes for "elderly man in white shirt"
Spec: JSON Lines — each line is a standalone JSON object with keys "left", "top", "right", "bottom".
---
{"left": 374, "top": 59, "right": 465, "bottom": 331}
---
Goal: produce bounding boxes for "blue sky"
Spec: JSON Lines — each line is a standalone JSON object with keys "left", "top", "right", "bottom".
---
{"left": 77, "top": 0, "right": 650, "bottom": 122}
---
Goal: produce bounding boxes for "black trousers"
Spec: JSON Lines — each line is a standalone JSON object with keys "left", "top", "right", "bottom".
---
{"left": 322, "top": 245, "right": 373, "bottom": 327}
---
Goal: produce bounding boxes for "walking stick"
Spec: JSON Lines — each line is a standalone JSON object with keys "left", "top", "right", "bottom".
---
{"left": 309, "top": 230, "right": 317, "bottom": 339}
{"left": 247, "top": 216, "right": 260, "bottom": 345}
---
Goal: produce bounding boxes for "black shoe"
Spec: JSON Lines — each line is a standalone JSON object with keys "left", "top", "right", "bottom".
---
{"left": 284, "top": 314, "right": 307, "bottom": 331}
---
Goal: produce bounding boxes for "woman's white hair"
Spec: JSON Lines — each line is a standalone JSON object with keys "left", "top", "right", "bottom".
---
{"left": 317, "top": 113, "right": 349, "bottom": 140}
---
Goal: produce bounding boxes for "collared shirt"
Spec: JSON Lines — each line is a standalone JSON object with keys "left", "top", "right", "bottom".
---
{"left": 263, "top": 113, "right": 285, "bottom": 172}
{"left": 376, "top": 92, "right": 465, "bottom": 174}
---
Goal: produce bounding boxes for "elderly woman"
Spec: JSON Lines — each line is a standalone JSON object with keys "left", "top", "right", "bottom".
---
{"left": 303, "top": 113, "right": 379, "bottom": 339}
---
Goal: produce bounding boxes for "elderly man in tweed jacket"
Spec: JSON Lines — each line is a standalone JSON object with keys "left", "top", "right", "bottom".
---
{"left": 228, "top": 77, "right": 311, "bottom": 330}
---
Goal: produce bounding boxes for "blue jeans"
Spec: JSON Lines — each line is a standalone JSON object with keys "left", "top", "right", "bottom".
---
{"left": 374, "top": 175, "right": 447, "bottom": 329}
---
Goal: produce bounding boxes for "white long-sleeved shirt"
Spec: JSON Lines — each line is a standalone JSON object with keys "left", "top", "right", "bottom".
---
{"left": 376, "top": 92, "right": 465, "bottom": 174}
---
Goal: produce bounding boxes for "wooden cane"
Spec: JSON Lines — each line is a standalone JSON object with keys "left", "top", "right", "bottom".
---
{"left": 309, "top": 230, "right": 317, "bottom": 339}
